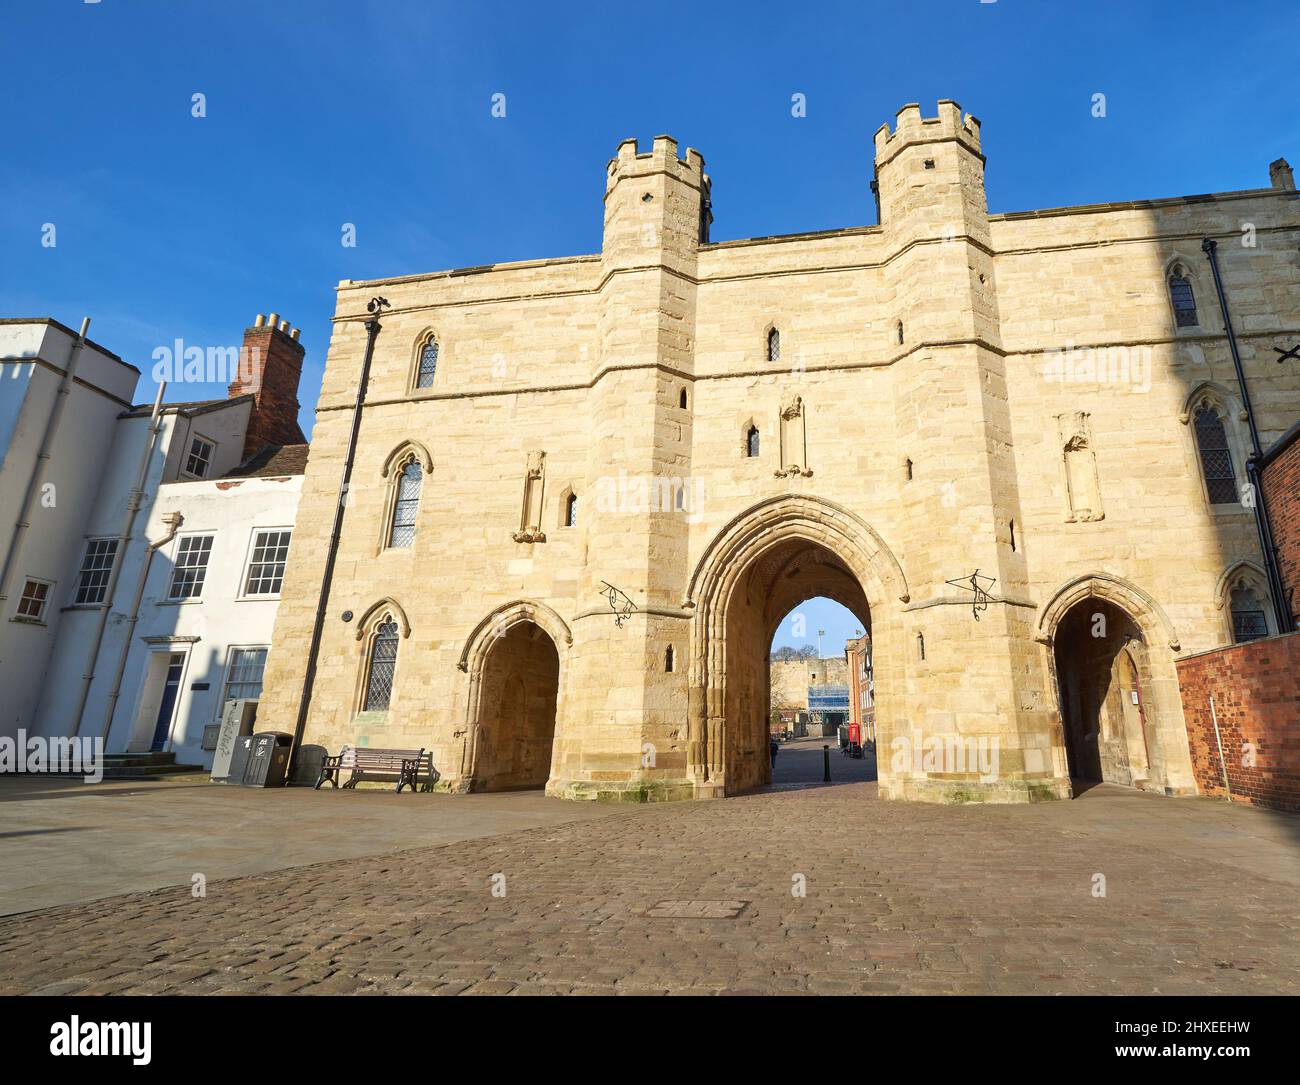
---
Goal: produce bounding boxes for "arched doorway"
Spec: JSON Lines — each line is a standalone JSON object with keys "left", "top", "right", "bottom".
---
{"left": 720, "top": 541, "right": 873, "bottom": 792}
{"left": 1051, "top": 598, "right": 1155, "bottom": 790}
{"left": 687, "top": 496, "right": 908, "bottom": 799}
{"left": 768, "top": 596, "right": 875, "bottom": 789}
{"left": 471, "top": 620, "right": 560, "bottom": 791}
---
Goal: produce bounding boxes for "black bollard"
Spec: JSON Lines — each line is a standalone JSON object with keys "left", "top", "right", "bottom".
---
{"left": 823, "top": 744, "right": 831, "bottom": 782}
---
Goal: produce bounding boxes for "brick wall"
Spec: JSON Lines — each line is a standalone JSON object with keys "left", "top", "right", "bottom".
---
{"left": 1176, "top": 631, "right": 1300, "bottom": 812}
{"left": 1261, "top": 424, "right": 1300, "bottom": 630}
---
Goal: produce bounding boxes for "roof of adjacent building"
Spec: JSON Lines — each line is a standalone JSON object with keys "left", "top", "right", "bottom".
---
{"left": 1260, "top": 419, "right": 1300, "bottom": 469}
{"left": 0, "top": 316, "right": 140, "bottom": 374}
{"left": 221, "top": 443, "right": 310, "bottom": 479}
{"left": 118, "top": 394, "right": 253, "bottom": 419}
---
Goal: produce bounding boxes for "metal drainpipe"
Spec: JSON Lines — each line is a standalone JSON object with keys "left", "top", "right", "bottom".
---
{"left": 0, "top": 317, "right": 92, "bottom": 605}
{"left": 68, "top": 383, "right": 167, "bottom": 737}
{"left": 285, "top": 297, "right": 389, "bottom": 783}
{"left": 100, "top": 510, "right": 185, "bottom": 744}
{"left": 1201, "top": 238, "right": 1292, "bottom": 633}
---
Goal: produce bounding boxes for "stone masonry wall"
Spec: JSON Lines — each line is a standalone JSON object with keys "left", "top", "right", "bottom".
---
{"left": 770, "top": 658, "right": 849, "bottom": 711}
{"left": 256, "top": 101, "right": 1300, "bottom": 803}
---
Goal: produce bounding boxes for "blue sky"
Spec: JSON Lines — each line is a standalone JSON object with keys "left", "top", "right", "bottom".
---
{"left": 4, "top": 0, "right": 1297, "bottom": 429}
{"left": 7, "top": 1, "right": 1293, "bottom": 654}
{"left": 770, "top": 599, "right": 864, "bottom": 657}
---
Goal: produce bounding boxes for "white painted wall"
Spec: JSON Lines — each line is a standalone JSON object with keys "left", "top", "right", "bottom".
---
{"left": 104, "top": 472, "right": 303, "bottom": 768}
{"left": 34, "top": 399, "right": 281, "bottom": 748}
{"left": 0, "top": 321, "right": 140, "bottom": 741}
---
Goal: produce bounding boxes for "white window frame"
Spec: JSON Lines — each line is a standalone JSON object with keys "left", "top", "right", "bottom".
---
{"left": 14, "top": 576, "right": 54, "bottom": 622}
{"left": 217, "top": 644, "right": 271, "bottom": 718}
{"left": 72, "top": 537, "right": 120, "bottom": 606}
{"left": 238, "top": 527, "right": 293, "bottom": 599}
{"left": 183, "top": 433, "right": 217, "bottom": 479}
{"left": 167, "top": 533, "right": 216, "bottom": 601}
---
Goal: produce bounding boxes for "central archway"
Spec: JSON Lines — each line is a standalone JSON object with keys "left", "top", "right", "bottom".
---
{"left": 686, "top": 496, "right": 908, "bottom": 797}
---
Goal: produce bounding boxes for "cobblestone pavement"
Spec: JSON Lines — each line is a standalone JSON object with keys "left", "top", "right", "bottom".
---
{"left": 0, "top": 776, "right": 615, "bottom": 916}
{"left": 769, "top": 734, "right": 875, "bottom": 788}
{"left": 2, "top": 782, "right": 1298, "bottom": 995}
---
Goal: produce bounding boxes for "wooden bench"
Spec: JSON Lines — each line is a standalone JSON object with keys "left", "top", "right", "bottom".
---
{"left": 314, "top": 745, "right": 433, "bottom": 793}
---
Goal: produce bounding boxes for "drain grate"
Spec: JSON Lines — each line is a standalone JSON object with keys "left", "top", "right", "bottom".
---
{"left": 645, "top": 899, "right": 750, "bottom": 919}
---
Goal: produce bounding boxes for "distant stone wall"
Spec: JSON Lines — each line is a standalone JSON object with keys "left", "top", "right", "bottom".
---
{"left": 1176, "top": 631, "right": 1300, "bottom": 812}
{"left": 770, "top": 658, "right": 849, "bottom": 711}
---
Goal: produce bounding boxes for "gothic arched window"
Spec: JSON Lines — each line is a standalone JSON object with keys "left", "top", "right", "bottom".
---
{"left": 363, "top": 619, "right": 399, "bottom": 711}
{"left": 1229, "top": 585, "right": 1268, "bottom": 643}
{"left": 767, "top": 328, "right": 780, "bottom": 362}
{"left": 1169, "top": 268, "right": 1198, "bottom": 328}
{"left": 416, "top": 336, "right": 439, "bottom": 388}
{"left": 388, "top": 460, "right": 423, "bottom": 547}
{"left": 1193, "top": 403, "right": 1237, "bottom": 505}
{"left": 746, "top": 425, "right": 760, "bottom": 458}
{"left": 564, "top": 491, "right": 578, "bottom": 528}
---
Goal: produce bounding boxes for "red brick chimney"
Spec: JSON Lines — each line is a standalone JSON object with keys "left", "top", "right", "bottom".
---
{"left": 228, "top": 312, "right": 307, "bottom": 459}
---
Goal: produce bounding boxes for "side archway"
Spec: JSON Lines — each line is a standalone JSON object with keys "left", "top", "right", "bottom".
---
{"left": 1035, "top": 573, "right": 1194, "bottom": 795}
{"left": 457, "top": 600, "right": 572, "bottom": 791}
{"left": 1034, "top": 572, "right": 1180, "bottom": 651}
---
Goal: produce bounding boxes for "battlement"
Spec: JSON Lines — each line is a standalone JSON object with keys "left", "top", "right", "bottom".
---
{"left": 606, "top": 134, "right": 708, "bottom": 193}
{"left": 873, "top": 100, "right": 982, "bottom": 163}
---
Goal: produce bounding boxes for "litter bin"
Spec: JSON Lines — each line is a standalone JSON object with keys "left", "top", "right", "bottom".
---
{"left": 227, "top": 734, "right": 256, "bottom": 786}
{"left": 241, "top": 732, "right": 293, "bottom": 788}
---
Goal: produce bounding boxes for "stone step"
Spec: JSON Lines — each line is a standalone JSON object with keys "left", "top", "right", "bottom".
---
{"left": 101, "top": 752, "right": 183, "bottom": 767}
{"left": 17, "top": 751, "right": 208, "bottom": 780}
{"left": 100, "top": 763, "right": 207, "bottom": 777}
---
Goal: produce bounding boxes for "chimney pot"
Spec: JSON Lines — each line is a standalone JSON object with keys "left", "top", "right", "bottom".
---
{"left": 290, "top": 328, "right": 300, "bottom": 341}
{"left": 254, "top": 313, "right": 266, "bottom": 327}
{"left": 268, "top": 312, "right": 280, "bottom": 328}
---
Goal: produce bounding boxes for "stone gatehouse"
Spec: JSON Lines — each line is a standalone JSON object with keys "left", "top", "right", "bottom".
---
{"left": 255, "top": 101, "right": 1300, "bottom": 803}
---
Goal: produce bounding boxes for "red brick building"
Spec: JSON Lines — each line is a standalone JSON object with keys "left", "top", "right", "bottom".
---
{"left": 1176, "top": 632, "right": 1300, "bottom": 812}
{"left": 845, "top": 634, "right": 874, "bottom": 745}
{"left": 1260, "top": 420, "right": 1300, "bottom": 630}
{"left": 1175, "top": 421, "right": 1300, "bottom": 812}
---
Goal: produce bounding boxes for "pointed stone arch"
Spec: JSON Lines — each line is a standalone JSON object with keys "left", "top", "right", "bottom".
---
{"left": 1214, "top": 559, "right": 1269, "bottom": 611}
{"left": 457, "top": 599, "right": 573, "bottom": 674}
{"left": 1215, "top": 559, "right": 1276, "bottom": 642}
{"left": 457, "top": 599, "right": 572, "bottom": 791}
{"left": 1037, "top": 572, "right": 1195, "bottom": 796}
{"left": 380, "top": 439, "right": 434, "bottom": 478}
{"left": 685, "top": 494, "right": 909, "bottom": 608}
{"left": 684, "top": 494, "right": 909, "bottom": 795}
{"left": 1178, "top": 380, "right": 1241, "bottom": 425}
{"left": 354, "top": 596, "right": 411, "bottom": 640}
{"left": 1034, "top": 572, "right": 1180, "bottom": 651}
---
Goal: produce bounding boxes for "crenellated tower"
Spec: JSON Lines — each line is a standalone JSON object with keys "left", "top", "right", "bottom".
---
{"left": 549, "top": 136, "right": 709, "bottom": 800}
{"left": 873, "top": 101, "right": 1058, "bottom": 801}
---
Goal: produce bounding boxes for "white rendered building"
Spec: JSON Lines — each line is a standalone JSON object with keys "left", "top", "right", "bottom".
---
{"left": 2, "top": 313, "right": 309, "bottom": 769}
